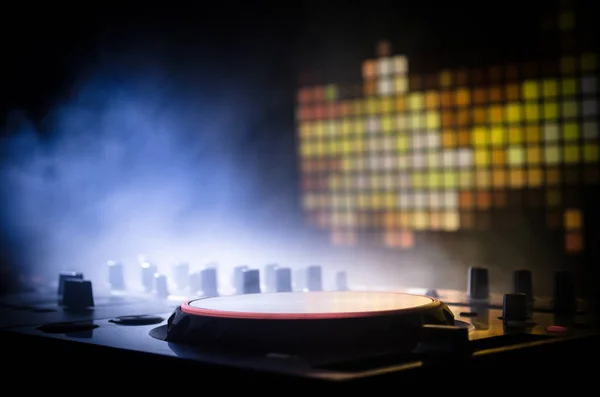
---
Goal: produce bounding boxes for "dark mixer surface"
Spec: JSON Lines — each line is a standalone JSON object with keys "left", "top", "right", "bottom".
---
{"left": 1, "top": 263, "right": 599, "bottom": 388}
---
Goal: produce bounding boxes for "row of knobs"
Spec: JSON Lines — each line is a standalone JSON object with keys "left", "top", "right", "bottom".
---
{"left": 132, "top": 263, "right": 349, "bottom": 297}
{"left": 56, "top": 265, "right": 577, "bottom": 316}
{"left": 467, "top": 267, "right": 578, "bottom": 318}
{"left": 56, "top": 264, "right": 349, "bottom": 309}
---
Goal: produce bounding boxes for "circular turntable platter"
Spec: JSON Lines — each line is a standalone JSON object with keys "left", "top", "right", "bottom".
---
{"left": 165, "top": 291, "right": 454, "bottom": 352}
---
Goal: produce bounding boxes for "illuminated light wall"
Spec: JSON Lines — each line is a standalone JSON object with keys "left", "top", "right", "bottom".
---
{"left": 295, "top": 10, "right": 598, "bottom": 254}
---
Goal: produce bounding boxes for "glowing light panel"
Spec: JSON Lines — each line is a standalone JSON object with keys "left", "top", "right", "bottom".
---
{"left": 296, "top": 9, "right": 598, "bottom": 254}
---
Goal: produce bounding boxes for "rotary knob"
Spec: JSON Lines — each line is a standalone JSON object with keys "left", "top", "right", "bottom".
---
{"left": 467, "top": 267, "right": 489, "bottom": 300}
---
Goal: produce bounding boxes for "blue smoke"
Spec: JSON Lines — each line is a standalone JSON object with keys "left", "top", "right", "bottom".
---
{"left": 0, "top": 66, "right": 296, "bottom": 284}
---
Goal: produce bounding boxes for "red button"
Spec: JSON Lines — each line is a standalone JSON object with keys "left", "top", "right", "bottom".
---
{"left": 546, "top": 325, "right": 568, "bottom": 333}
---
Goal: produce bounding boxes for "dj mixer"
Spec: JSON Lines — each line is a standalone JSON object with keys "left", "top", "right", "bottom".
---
{"left": 1, "top": 262, "right": 598, "bottom": 390}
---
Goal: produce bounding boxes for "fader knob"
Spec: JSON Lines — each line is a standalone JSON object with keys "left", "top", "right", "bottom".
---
{"left": 264, "top": 264, "right": 278, "bottom": 293}
{"left": 467, "top": 267, "right": 489, "bottom": 300}
{"left": 62, "top": 279, "right": 94, "bottom": 310}
{"left": 172, "top": 263, "right": 190, "bottom": 290}
{"left": 306, "top": 265, "right": 323, "bottom": 291}
{"left": 233, "top": 265, "right": 248, "bottom": 294}
{"left": 58, "top": 271, "right": 83, "bottom": 296}
{"left": 553, "top": 270, "right": 576, "bottom": 313}
{"left": 502, "top": 293, "right": 528, "bottom": 322}
{"left": 107, "top": 261, "right": 125, "bottom": 290}
{"left": 513, "top": 270, "right": 533, "bottom": 300}
{"left": 189, "top": 271, "right": 202, "bottom": 294}
{"left": 294, "top": 268, "right": 306, "bottom": 291}
{"left": 154, "top": 274, "right": 169, "bottom": 298}
{"left": 275, "top": 267, "right": 292, "bottom": 292}
{"left": 242, "top": 269, "right": 260, "bottom": 294}
{"left": 200, "top": 268, "right": 218, "bottom": 297}
{"left": 335, "top": 271, "right": 349, "bottom": 291}
{"left": 141, "top": 262, "right": 157, "bottom": 292}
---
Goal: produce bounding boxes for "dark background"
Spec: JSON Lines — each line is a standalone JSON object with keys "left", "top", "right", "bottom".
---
{"left": 0, "top": 0, "right": 596, "bottom": 295}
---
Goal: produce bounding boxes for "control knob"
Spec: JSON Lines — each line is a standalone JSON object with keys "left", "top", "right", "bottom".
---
{"left": 467, "top": 267, "right": 489, "bottom": 300}
{"left": 62, "top": 279, "right": 94, "bottom": 310}
{"left": 306, "top": 265, "right": 323, "bottom": 291}
{"left": 154, "top": 274, "right": 169, "bottom": 298}
{"left": 275, "top": 267, "right": 292, "bottom": 292}
{"left": 200, "top": 267, "right": 218, "bottom": 297}
{"left": 107, "top": 261, "right": 125, "bottom": 290}
{"left": 242, "top": 269, "right": 260, "bottom": 294}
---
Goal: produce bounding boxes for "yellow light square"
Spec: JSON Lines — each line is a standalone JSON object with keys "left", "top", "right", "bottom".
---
{"left": 542, "top": 80, "right": 558, "bottom": 97}
{"left": 507, "top": 147, "right": 525, "bottom": 165}
{"left": 412, "top": 173, "right": 425, "bottom": 188}
{"left": 476, "top": 170, "right": 490, "bottom": 188}
{"left": 528, "top": 168, "right": 542, "bottom": 186}
{"left": 340, "top": 120, "right": 351, "bottom": 135}
{"left": 475, "top": 149, "right": 489, "bottom": 166}
{"left": 341, "top": 158, "right": 352, "bottom": 170}
{"left": 397, "top": 136, "right": 408, "bottom": 152}
{"left": 381, "top": 115, "right": 394, "bottom": 132}
{"left": 489, "top": 106, "right": 503, "bottom": 123}
{"left": 425, "top": 111, "right": 440, "bottom": 129}
{"left": 442, "top": 130, "right": 457, "bottom": 147}
{"left": 366, "top": 97, "right": 378, "bottom": 114}
{"left": 527, "top": 147, "right": 541, "bottom": 164}
{"left": 384, "top": 193, "right": 396, "bottom": 209}
{"left": 380, "top": 97, "right": 394, "bottom": 113}
{"left": 544, "top": 146, "right": 561, "bottom": 164}
{"left": 564, "top": 145, "right": 579, "bottom": 163}
{"left": 408, "top": 93, "right": 425, "bottom": 110}
{"left": 439, "top": 70, "right": 452, "bottom": 87}
{"left": 584, "top": 144, "right": 599, "bottom": 162}
{"left": 455, "top": 88, "right": 470, "bottom": 106}
{"left": 561, "top": 79, "right": 577, "bottom": 96}
{"left": 395, "top": 96, "right": 407, "bottom": 112}
{"left": 473, "top": 127, "right": 488, "bottom": 146}
{"left": 564, "top": 209, "right": 583, "bottom": 230}
{"left": 314, "top": 121, "right": 325, "bottom": 136}
{"left": 425, "top": 91, "right": 440, "bottom": 108}
{"left": 444, "top": 171, "right": 458, "bottom": 188}
{"left": 522, "top": 81, "right": 539, "bottom": 99}
{"left": 428, "top": 153, "right": 440, "bottom": 168}
{"left": 372, "top": 193, "right": 384, "bottom": 209}
{"left": 299, "top": 142, "right": 311, "bottom": 157}
{"left": 509, "top": 169, "right": 525, "bottom": 187}
{"left": 394, "top": 77, "right": 408, "bottom": 94}
{"left": 492, "top": 149, "right": 505, "bottom": 165}
{"left": 543, "top": 102, "right": 559, "bottom": 120}
{"left": 353, "top": 119, "right": 365, "bottom": 134}
{"left": 563, "top": 123, "right": 579, "bottom": 141}
{"left": 561, "top": 100, "right": 578, "bottom": 118}
{"left": 525, "top": 103, "right": 539, "bottom": 121}
{"left": 459, "top": 171, "right": 473, "bottom": 188}
{"left": 355, "top": 138, "right": 365, "bottom": 152}
{"left": 526, "top": 125, "right": 541, "bottom": 143}
{"left": 410, "top": 113, "right": 424, "bottom": 129}
{"left": 508, "top": 127, "right": 523, "bottom": 144}
{"left": 428, "top": 172, "right": 442, "bottom": 188}
{"left": 490, "top": 126, "right": 505, "bottom": 146}
{"left": 473, "top": 107, "right": 486, "bottom": 124}
{"left": 492, "top": 169, "right": 506, "bottom": 187}
{"left": 505, "top": 104, "right": 522, "bottom": 123}
{"left": 456, "top": 109, "right": 470, "bottom": 126}
{"left": 442, "top": 212, "right": 460, "bottom": 231}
